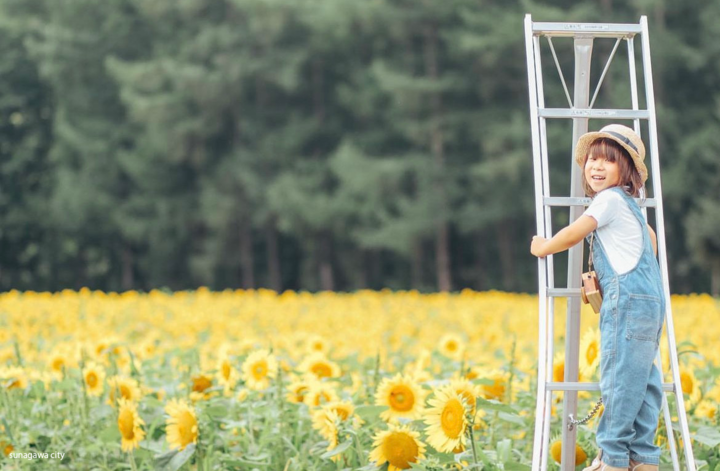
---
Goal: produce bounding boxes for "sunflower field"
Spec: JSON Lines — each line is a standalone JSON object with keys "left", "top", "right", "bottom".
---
{"left": 1, "top": 289, "right": 719, "bottom": 470}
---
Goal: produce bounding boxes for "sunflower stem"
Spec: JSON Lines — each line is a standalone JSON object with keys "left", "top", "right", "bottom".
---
{"left": 128, "top": 450, "right": 139, "bottom": 471}
{"left": 12, "top": 338, "right": 23, "bottom": 367}
{"left": 507, "top": 337, "right": 517, "bottom": 404}
{"left": 79, "top": 349, "right": 90, "bottom": 425}
{"left": 468, "top": 423, "right": 480, "bottom": 466}
{"left": 371, "top": 350, "right": 381, "bottom": 397}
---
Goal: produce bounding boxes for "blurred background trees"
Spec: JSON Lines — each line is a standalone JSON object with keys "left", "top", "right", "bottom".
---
{"left": 0, "top": 0, "right": 718, "bottom": 294}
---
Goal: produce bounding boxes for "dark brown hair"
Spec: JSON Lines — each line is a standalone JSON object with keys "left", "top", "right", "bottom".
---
{"left": 581, "top": 138, "right": 643, "bottom": 197}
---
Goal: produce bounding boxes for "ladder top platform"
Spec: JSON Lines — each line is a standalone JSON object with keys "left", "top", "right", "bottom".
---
{"left": 532, "top": 22, "right": 642, "bottom": 38}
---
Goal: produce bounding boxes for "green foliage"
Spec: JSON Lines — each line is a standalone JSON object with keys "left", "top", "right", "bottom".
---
{"left": 0, "top": 0, "right": 718, "bottom": 292}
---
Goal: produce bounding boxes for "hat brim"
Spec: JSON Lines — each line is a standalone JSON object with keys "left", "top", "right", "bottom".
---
{"left": 574, "top": 131, "right": 648, "bottom": 183}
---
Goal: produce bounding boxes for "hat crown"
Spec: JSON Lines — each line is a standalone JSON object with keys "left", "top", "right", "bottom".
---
{"left": 598, "top": 124, "right": 645, "bottom": 161}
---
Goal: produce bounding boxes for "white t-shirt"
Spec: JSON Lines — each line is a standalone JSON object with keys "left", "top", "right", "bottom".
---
{"left": 583, "top": 189, "right": 644, "bottom": 275}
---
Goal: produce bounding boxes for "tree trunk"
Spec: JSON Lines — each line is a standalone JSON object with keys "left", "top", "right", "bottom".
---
{"left": 358, "top": 249, "right": 369, "bottom": 289}
{"left": 240, "top": 224, "right": 255, "bottom": 289}
{"left": 424, "top": 23, "right": 452, "bottom": 292}
{"left": 475, "top": 233, "right": 488, "bottom": 291}
{"left": 318, "top": 231, "right": 334, "bottom": 291}
{"left": 121, "top": 245, "right": 134, "bottom": 291}
{"left": 712, "top": 260, "right": 720, "bottom": 297}
{"left": 265, "top": 216, "right": 282, "bottom": 292}
{"left": 496, "top": 220, "right": 515, "bottom": 291}
{"left": 411, "top": 239, "right": 424, "bottom": 290}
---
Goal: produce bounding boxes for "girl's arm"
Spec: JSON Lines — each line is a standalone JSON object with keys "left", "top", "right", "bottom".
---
{"left": 531, "top": 215, "right": 598, "bottom": 258}
{"left": 648, "top": 224, "right": 657, "bottom": 256}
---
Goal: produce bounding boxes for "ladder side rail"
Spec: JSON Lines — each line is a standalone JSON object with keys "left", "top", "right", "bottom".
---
{"left": 537, "top": 33, "right": 556, "bottom": 471}
{"left": 542, "top": 298, "right": 554, "bottom": 471}
{"left": 630, "top": 29, "right": 681, "bottom": 469}
{"left": 640, "top": 16, "right": 696, "bottom": 471}
{"left": 657, "top": 349, "right": 682, "bottom": 470}
{"left": 627, "top": 36, "right": 641, "bottom": 134}
{"left": 525, "top": 15, "right": 551, "bottom": 471}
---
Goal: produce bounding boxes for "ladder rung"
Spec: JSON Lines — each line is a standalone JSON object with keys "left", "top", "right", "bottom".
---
{"left": 532, "top": 22, "right": 642, "bottom": 38}
{"left": 543, "top": 197, "right": 657, "bottom": 208}
{"left": 547, "top": 288, "right": 581, "bottom": 298}
{"left": 538, "top": 108, "right": 650, "bottom": 119}
{"left": 547, "top": 382, "right": 675, "bottom": 392}
{"left": 544, "top": 197, "right": 591, "bottom": 207}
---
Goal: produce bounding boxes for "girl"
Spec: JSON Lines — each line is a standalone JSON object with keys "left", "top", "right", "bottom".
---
{"left": 531, "top": 124, "right": 663, "bottom": 471}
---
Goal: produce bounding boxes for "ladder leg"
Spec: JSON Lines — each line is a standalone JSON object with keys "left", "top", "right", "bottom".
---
{"left": 640, "top": 15, "right": 696, "bottom": 471}
{"left": 525, "top": 15, "right": 553, "bottom": 471}
{"left": 657, "top": 350, "right": 681, "bottom": 470}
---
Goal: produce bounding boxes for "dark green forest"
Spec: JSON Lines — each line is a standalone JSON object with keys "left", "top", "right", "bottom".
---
{"left": 1, "top": 0, "right": 720, "bottom": 294}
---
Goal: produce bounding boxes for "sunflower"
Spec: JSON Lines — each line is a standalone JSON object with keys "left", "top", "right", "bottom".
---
{"left": 216, "top": 355, "right": 239, "bottom": 389}
{"left": 549, "top": 434, "right": 588, "bottom": 465}
{"left": 312, "top": 401, "right": 360, "bottom": 440}
{"left": 298, "top": 353, "right": 341, "bottom": 380}
{"left": 312, "top": 407, "right": 340, "bottom": 441}
{"left": 552, "top": 353, "right": 591, "bottom": 400}
{"left": 304, "top": 381, "right": 340, "bottom": 407}
{"left": 117, "top": 398, "right": 145, "bottom": 452}
{"left": 552, "top": 352, "right": 566, "bottom": 383}
{"left": 375, "top": 374, "right": 425, "bottom": 422}
{"left": 479, "top": 369, "right": 510, "bottom": 402}
{"left": 191, "top": 373, "right": 213, "bottom": 394}
{"left": 369, "top": 424, "right": 426, "bottom": 471}
{"left": 82, "top": 361, "right": 106, "bottom": 397}
{"left": 437, "top": 334, "right": 465, "bottom": 361}
{"left": 1, "top": 441, "right": 12, "bottom": 457}
{"left": 579, "top": 328, "right": 601, "bottom": 375}
{"left": 449, "top": 378, "right": 478, "bottom": 416}
{"left": 423, "top": 386, "right": 469, "bottom": 453}
{"left": 241, "top": 350, "right": 277, "bottom": 391}
{"left": 316, "top": 409, "right": 343, "bottom": 461}
{"left": 679, "top": 366, "right": 702, "bottom": 408}
{"left": 0, "top": 366, "right": 28, "bottom": 390}
{"left": 165, "top": 398, "right": 198, "bottom": 451}
{"left": 107, "top": 376, "right": 142, "bottom": 405}
{"left": 694, "top": 400, "right": 717, "bottom": 421}
{"left": 48, "top": 351, "right": 69, "bottom": 378}
{"left": 305, "top": 334, "right": 330, "bottom": 355}
{"left": 286, "top": 376, "right": 313, "bottom": 404}
{"left": 189, "top": 373, "right": 216, "bottom": 402}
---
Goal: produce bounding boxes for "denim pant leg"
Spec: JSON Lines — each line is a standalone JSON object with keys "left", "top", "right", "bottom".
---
{"left": 629, "top": 363, "right": 662, "bottom": 464}
{"left": 597, "top": 301, "right": 661, "bottom": 468}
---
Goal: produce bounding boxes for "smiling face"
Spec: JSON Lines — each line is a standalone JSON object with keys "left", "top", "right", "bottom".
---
{"left": 584, "top": 152, "right": 621, "bottom": 193}
{"left": 581, "top": 138, "right": 642, "bottom": 197}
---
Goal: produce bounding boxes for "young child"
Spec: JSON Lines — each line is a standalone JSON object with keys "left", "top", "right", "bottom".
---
{"left": 530, "top": 124, "right": 664, "bottom": 471}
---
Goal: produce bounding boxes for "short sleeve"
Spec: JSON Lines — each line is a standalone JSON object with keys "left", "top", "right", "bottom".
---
{"left": 583, "top": 190, "right": 621, "bottom": 228}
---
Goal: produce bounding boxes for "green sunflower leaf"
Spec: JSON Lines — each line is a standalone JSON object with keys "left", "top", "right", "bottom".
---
{"left": 354, "top": 405, "right": 388, "bottom": 421}
{"left": 476, "top": 397, "right": 516, "bottom": 413}
{"left": 692, "top": 426, "right": 720, "bottom": 448}
{"left": 320, "top": 439, "right": 352, "bottom": 459}
{"left": 154, "top": 444, "right": 196, "bottom": 471}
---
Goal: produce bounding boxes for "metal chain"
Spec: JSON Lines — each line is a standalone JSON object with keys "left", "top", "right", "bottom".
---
{"left": 568, "top": 398, "right": 603, "bottom": 431}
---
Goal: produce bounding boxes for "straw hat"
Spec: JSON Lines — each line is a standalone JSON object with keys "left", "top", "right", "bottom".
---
{"left": 574, "top": 124, "right": 648, "bottom": 183}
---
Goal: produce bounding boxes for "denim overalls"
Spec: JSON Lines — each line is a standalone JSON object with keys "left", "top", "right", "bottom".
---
{"left": 590, "top": 187, "right": 665, "bottom": 468}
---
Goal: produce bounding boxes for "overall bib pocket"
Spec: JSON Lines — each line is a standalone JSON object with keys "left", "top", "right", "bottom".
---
{"left": 625, "top": 294, "right": 662, "bottom": 342}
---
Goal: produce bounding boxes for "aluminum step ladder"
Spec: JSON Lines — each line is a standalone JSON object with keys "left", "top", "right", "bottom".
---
{"left": 523, "top": 15, "right": 696, "bottom": 471}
